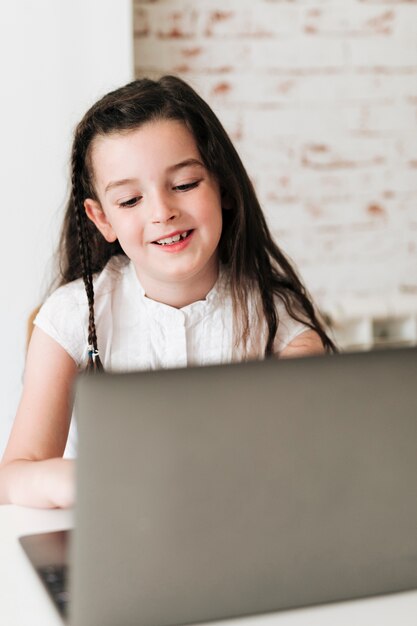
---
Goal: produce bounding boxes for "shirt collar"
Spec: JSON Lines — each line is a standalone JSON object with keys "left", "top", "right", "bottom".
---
{"left": 127, "top": 261, "right": 228, "bottom": 326}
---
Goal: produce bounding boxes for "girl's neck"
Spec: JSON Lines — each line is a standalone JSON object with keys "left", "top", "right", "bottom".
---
{"left": 133, "top": 258, "right": 220, "bottom": 309}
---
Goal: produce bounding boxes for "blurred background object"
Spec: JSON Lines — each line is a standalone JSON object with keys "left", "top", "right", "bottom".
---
{"left": 132, "top": 0, "right": 417, "bottom": 351}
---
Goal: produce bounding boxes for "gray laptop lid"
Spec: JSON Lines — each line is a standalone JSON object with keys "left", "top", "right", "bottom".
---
{"left": 72, "top": 347, "right": 417, "bottom": 626}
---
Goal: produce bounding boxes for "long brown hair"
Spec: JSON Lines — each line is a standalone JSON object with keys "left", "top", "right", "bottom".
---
{"left": 58, "top": 75, "right": 336, "bottom": 370}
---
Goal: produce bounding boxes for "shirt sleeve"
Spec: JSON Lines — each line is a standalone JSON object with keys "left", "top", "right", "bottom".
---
{"left": 34, "top": 283, "right": 88, "bottom": 367}
{"left": 273, "top": 299, "right": 310, "bottom": 354}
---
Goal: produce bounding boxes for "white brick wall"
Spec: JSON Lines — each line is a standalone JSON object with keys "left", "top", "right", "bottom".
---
{"left": 133, "top": 0, "right": 417, "bottom": 340}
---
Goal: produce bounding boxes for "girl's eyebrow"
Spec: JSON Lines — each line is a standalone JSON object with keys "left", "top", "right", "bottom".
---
{"left": 104, "top": 159, "right": 204, "bottom": 194}
{"left": 105, "top": 178, "right": 137, "bottom": 194}
{"left": 167, "top": 158, "right": 204, "bottom": 173}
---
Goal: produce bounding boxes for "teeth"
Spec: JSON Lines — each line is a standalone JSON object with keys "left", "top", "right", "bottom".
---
{"left": 156, "top": 231, "right": 188, "bottom": 245}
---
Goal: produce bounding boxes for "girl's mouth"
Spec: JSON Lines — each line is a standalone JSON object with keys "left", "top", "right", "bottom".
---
{"left": 152, "top": 230, "right": 193, "bottom": 246}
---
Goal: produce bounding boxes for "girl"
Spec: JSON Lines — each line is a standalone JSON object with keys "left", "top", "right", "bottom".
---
{"left": 0, "top": 76, "right": 336, "bottom": 509}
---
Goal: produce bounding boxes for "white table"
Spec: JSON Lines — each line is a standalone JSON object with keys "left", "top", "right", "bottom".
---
{"left": 1, "top": 504, "right": 417, "bottom": 626}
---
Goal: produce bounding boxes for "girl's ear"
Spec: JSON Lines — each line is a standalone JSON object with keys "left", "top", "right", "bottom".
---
{"left": 84, "top": 199, "right": 117, "bottom": 243}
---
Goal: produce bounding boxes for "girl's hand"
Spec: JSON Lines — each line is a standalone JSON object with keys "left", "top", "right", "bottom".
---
{"left": 42, "top": 458, "right": 75, "bottom": 509}
{"left": 0, "top": 457, "right": 75, "bottom": 509}
{"left": 0, "top": 327, "right": 78, "bottom": 508}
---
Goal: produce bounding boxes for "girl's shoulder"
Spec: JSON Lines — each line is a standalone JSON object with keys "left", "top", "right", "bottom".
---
{"left": 235, "top": 279, "right": 311, "bottom": 357}
{"left": 44, "top": 255, "right": 130, "bottom": 307}
{"left": 33, "top": 255, "right": 131, "bottom": 366}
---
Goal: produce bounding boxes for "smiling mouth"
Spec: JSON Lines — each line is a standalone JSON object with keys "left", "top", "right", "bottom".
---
{"left": 152, "top": 230, "right": 193, "bottom": 246}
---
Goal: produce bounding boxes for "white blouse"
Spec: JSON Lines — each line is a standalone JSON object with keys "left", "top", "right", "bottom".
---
{"left": 34, "top": 255, "right": 309, "bottom": 456}
{"left": 35, "top": 255, "right": 309, "bottom": 370}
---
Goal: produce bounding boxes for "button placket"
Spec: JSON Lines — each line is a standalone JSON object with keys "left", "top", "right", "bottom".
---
{"left": 164, "top": 309, "right": 187, "bottom": 369}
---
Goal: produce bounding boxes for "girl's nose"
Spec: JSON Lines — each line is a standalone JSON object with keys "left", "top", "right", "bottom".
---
{"left": 150, "top": 191, "right": 179, "bottom": 223}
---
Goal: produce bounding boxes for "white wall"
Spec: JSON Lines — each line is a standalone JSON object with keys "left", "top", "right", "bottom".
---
{"left": 0, "top": 0, "right": 133, "bottom": 456}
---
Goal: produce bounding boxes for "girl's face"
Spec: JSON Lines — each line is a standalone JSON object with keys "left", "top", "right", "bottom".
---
{"left": 84, "top": 119, "right": 223, "bottom": 303}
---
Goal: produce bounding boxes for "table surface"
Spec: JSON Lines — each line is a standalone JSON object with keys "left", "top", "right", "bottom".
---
{"left": 1, "top": 504, "right": 417, "bottom": 626}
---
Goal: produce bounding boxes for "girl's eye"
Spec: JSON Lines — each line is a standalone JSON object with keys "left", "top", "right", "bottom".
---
{"left": 173, "top": 181, "right": 200, "bottom": 192}
{"left": 119, "top": 196, "right": 142, "bottom": 208}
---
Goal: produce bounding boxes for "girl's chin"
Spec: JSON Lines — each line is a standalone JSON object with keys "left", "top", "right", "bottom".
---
{"left": 151, "top": 264, "right": 218, "bottom": 285}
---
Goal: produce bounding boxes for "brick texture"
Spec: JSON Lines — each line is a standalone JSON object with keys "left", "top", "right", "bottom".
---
{"left": 133, "top": 0, "right": 417, "bottom": 305}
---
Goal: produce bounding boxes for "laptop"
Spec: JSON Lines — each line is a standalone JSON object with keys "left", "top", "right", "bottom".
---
{"left": 19, "top": 346, "right": 417, "bottom": 625}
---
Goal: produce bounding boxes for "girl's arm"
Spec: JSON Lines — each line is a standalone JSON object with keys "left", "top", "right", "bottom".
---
{"left": 0, "top": 327, "right": 78, "bottom": 508}
{"left": 280, "top": 329, "right": 326, "bottom": 359}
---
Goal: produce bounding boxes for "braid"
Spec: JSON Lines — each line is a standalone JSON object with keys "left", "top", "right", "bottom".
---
{"left": 71, "top": 141, "right": 104, "bottom": 373}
